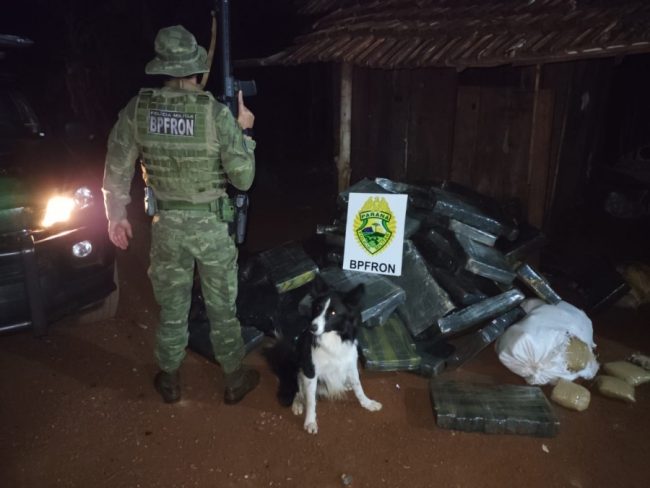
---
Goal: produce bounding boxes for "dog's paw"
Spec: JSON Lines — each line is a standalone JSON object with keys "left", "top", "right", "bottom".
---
{"left": 291, "top": 399, "right": 304, "bottom": 416}
{"left": 362, "top": 399, "right": 383, "bottom": 412}
{"left": 304, "top": 421, "right": 318, "bottom": 435}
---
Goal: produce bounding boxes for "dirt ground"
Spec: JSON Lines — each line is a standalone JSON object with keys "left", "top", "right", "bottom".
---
{"left": 1, "top": 208, "right": 650, "bottom": 488}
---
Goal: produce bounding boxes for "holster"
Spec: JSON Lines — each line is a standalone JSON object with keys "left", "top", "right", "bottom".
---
{"left": 144, "top": 186, "right": 157, "bottom": 216}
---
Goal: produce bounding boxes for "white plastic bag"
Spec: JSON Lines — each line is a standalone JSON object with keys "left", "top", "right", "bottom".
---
{"left": 496, "top": 299, "right": 599, "bottom": 385}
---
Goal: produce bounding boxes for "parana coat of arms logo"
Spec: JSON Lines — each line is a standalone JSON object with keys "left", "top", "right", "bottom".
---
{"left": 353, "top": 197, "right": 397, "bottom": 255}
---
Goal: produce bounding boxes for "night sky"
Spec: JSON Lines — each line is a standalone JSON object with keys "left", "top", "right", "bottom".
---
{"left": 1, "top": 0, "right": 302, "bottom": 137}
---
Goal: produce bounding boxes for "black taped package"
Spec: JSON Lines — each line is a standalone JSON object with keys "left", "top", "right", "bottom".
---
{"left": 389, "top": 240, "right": 455, "bottom": 337}
{"left": 516, "top": 263, "right": 562, "bottom": 304}
{"left": 258, "top": 243, "right": 319, "bottom": 294}
{"left": 430, "top": 379, "right": 560, "bottom": 437}
{"left": 431, "top": 267, "right": 500, "bottom": 307}
{"left": 446, "top": 307, "right": 527, "bottom": 369}
{"left": 413, "top": 227, "right": 466, "bottom": 272}
{"left": 456, "top": 234, "right": 516, "bottom": 284}
{"left": 358, "top": 314, "right": 422, "bottom": 371}
{"left": 319, "top": 267, "right": 406, "bottom": 327}
{"left": 449, "top": 219, "right": 498, "bottom": 247}
{"left": 374, "top": 177, "right": 434, "bottom": 209}
{"left": 431, "top": 187, "right": 518, "bottom": 241}
{"left": 437, "top": 288, "right": 525, "bottom": 336}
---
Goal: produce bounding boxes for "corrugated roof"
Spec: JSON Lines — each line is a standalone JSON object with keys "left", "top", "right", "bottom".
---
{"left": 271, "top": 0, "right": 650, "bottom": 68}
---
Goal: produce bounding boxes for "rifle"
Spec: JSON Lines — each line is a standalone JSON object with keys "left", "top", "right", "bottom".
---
{"left": 215, "top": 0, "right": 257, "bottom": 117}
{"left": 202, "top": 0, "right": 257, "bottom": 244}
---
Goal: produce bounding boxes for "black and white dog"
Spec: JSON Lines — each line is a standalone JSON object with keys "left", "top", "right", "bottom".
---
{"left": 264, "top": 278, "right": 382, "bottom": 434}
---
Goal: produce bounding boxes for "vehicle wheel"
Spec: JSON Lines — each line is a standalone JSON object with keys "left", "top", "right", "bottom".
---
{"left": 77, "top": 266, "right": 120, "bottom": 324}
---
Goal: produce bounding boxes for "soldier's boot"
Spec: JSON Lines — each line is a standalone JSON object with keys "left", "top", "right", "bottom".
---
{"left": 224, "top": 366, "right": 260, "bottom": 404}
{"left": 154, "top": 370, "right": 181, "bottom": 403}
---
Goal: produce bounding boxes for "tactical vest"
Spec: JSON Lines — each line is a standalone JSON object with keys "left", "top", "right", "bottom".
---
{"left": 134, "top": 88, "right": 226, "bottom": 203}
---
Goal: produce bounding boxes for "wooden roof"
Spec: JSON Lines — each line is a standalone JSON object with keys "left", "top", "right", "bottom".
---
{"left": 266, "top": 0, "right": 650, "bottom": 68}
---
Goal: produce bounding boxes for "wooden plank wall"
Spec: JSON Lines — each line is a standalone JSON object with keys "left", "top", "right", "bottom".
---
{"left": 406, "top": 69, "right": 458, "bottom": 183}
{"left": 350, "top": 65, "right": 555, "bottom": 225}
{"left": 350, "top": 67, "right": 457, "bottom": 184}
{"left": 451, "top": 86, "right": 554, "bottom": 226}
{"left": 452, "top": 87, "right": 533, "bottom": 204}
{"left": 542, "top": 59, "right": 614, "bottom": 235}
{"left": 348, "top": 61, "right": 614, "bottom": 230}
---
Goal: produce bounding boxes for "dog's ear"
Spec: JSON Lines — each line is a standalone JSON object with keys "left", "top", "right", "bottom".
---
{"left": 311, "top": 274, "right": 329, "bottom": 296}
{"left": 343, "top": 284, "right": 365, "bottom": 308}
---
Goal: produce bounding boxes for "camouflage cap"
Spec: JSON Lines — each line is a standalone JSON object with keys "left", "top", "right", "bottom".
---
{"left": 145, "top": 25, "right": 209, "bottom": 77}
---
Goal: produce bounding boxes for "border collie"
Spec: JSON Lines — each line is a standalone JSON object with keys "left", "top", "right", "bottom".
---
{"left": 264, "top": 278, "right": 382, "bottom": 434}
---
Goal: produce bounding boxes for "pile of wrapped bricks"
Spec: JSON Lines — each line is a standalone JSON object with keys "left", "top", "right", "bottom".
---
{"left": 185, "top": 177, "right": 637, "bottom": 436}
{"left": 191, "top": 177, "right": 569, "bottom": 376}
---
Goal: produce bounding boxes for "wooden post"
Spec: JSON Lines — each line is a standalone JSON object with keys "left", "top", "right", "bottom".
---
{"left": 338, "top": 62, "right": 353, "bottom": 191}
{"left": 527, "top": 65, "right": 554, "bottom": 228}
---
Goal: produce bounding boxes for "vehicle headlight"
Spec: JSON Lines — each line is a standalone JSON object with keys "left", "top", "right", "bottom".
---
{"left": 42, "top": 187, "right": 94, "bottom": 228}
{"left": 72, "top": 240, "right": 93, "bottom": 258}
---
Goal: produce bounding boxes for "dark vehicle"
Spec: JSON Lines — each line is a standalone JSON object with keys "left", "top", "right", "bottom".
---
{"left": 0, "top": 35, "right": 116, "bottom": 334}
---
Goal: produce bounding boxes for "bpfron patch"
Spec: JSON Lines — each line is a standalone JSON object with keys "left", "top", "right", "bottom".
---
{"left": 148, "top": 109, "right": 195, "bottom": 136}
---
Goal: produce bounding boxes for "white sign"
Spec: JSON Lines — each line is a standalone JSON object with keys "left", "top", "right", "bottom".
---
{"left": 342, "top": 192, "right": 408, "bottom": 276}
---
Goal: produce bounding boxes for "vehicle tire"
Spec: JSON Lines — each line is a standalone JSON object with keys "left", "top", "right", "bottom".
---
{"left": 77, "top": 266, "right": 120, "bottom": 324}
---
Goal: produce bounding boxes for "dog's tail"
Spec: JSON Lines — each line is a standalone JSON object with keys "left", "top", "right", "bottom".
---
{"left": 262, "top": 340, "right": 299, "bottom": 407}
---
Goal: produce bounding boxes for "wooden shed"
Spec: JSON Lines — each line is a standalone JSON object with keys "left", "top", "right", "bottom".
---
{"left": 244, "top": 0, "right": 650, "bottom": 235}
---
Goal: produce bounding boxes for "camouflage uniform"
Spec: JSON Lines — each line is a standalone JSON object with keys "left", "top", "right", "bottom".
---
{"left": 102, "top": 26, "right": 255, "bottom": 377}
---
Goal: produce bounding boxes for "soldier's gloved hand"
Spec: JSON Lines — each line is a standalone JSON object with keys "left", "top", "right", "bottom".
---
{"left": 108, "top": 219, "right": 133, "bottom": 250}
{"left": 237, "top": 90, "right": 255, "bottom": 130}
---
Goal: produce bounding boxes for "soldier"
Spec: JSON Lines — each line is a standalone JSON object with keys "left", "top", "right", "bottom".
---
{"left": 102, "top": 25, "right": 259, "bottom": 404}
